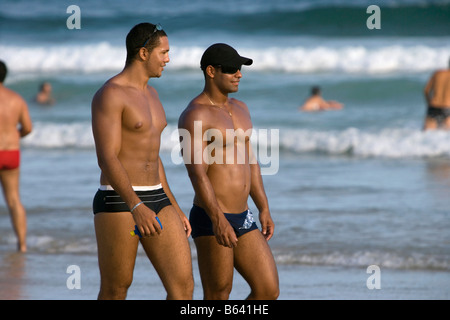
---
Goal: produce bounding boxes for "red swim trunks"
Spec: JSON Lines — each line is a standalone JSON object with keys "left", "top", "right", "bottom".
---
{"left": 0, "top": 150, "right": 20, "bottom": 170}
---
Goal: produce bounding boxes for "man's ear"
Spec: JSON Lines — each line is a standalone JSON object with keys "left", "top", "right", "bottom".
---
{"left": 205, "top": 65, "right": 216, "bottom": 79}
{"left": 138, "top": 47, "right": 149, "bottom": 61}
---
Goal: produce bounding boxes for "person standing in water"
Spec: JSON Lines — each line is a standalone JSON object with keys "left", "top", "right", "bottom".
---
{"left": 424, "top": 57, "right": 450, "bottom": 130}
{"left": 0, "top": 60, "right": 33, "bottom": 252}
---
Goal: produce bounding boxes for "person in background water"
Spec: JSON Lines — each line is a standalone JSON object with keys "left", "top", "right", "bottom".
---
{"left": 0, "top": 60, "right": 33, "bottom": 252}
{"left": 35, "top": 81, "right": 55, "bottom": 105}
{"left": 423, "top": 57, "right": 450, "bottom": 130}
{"left": 299, "top": 86, "right": 343, "bottom": 112}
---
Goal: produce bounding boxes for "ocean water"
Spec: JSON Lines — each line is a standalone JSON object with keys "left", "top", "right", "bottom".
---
{"left": 1, "top": 0, "right": 450, "bottom": 300}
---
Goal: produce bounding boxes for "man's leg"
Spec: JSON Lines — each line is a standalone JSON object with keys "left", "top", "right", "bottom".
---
{"left": 94, "top": 211, "right": 139, "bottom": 300}
{"left": 423, "top": 116, "right": 438, "bottom": 130}
{"left": 443, "top": 116, "right": 450, "bottom": 130}
{"left": 140, "top": 205, "right": 194, "bottom": 300}
{"left": 0, "top": 169, "right": 27, "bottom": 252}
{"left": 234, "top": 230, "right": 279, "bottom": 300}
{"left": 194, "top": 235, "right": 234, "bottom": 300}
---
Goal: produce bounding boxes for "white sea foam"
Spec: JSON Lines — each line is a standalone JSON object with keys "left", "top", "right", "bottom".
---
{"left": 22, "top": 122, "right": 95, "bottom": 149}
{"left": 280, "top": 127, "right": 450, "bottom": 158}
{"left": 2, "top": 43, "right": 449, "bottom": 75}
{"left": 274, "top": 250, "right": 450, "bottom": 271}
{"left": 21, "top": 122, "right": 450, "bottom": 159}
{"left": 21, "top": 122, "right": 180, "bottom": 150}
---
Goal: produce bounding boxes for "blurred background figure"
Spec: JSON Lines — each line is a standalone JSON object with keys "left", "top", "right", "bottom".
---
{"left": 299, "top": 86, "right": 343, "bottom": 112}
{"left": 423, "top": 57, "right": 450, "bottom": 130}
{"left": 0, "top": 60, "right": 33, "bottom": 252}
{"left": 35, "top": 81, "right": 55, "bottom": 105}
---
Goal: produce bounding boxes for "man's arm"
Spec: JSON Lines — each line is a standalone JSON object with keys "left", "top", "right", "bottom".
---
{"left": 424, "top": 72, "right": 436, "bottom": 104}
{"left": 18, "top": 96, "right": 32, "bottom": 137}
{"left": 158, "top": 156, "right": 192, "bottom": 237}
{"left": 248, "top": 142, "right": 275, "bottom": 241}
{"left": 91, "top": 86, "right": 162, "bottom": 236}
{"left": 178, "top": 109, "right": 238, "bottom": 248}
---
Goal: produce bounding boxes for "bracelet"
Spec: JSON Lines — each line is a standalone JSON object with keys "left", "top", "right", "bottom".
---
{"left": 130, "top": 201, "right": 144, "bottom": 213}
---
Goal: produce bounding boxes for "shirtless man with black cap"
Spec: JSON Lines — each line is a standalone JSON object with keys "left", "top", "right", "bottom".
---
{"left": 424, "top": 57, "right": 450, "bottom": 130}
{"left": 178, "top": 43, "right": 279, "bottom": 300}
{"left": 91, "top": 23, "right": 193, "bottom": 300}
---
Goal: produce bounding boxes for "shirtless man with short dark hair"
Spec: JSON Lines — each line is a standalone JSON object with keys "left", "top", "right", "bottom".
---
{"left": 178, "top": 43, "right": 279, "bottom": 300}
{"left": 424, "top": 57, "right": 450, "bottom": 130}
{"left": 0, "top": 60, "right": 32, "bottom": 252}
{"left": 91, "top": 23, "right": 193, "bottom": 300}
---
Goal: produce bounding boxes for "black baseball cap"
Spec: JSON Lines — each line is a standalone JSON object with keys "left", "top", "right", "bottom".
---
{"left": 200, "top": 43, "right": 253, "bottom": 70}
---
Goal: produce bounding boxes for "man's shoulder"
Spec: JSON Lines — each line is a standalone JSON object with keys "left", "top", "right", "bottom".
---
{"left": 229, "top": 97, "right": 244, "bottom": 105}
{"left": 97, "top": 77, "right": 127, "bottom": 95}
{"left": 434, "top": 69, "right": 450, "bottom": 78}
{"left": 186, "top": 95, "right": 212, "bottom": 114}
{"left": 179, "top": 96, "right": 213, "bottom": 127}
{"left": 0, "top": 86, "right": 26, "bottom": 107}
{"left": 229, "top": 97, "right": 249, "bottom": 109}
{"left": 229, "top": 97, "right": 250, "bottom": 115}
{"left": 92, "top": 77, "right": 130, "bottom": 108}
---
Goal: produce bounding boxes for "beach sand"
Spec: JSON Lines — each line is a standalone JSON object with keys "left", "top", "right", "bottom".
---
{"left": 0, "top": 249, "right": 448, "bottom": 300}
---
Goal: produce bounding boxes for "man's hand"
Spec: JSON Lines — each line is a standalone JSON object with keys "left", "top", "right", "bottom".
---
{"left": 131, "top": 204, "right": 162, "bottom": 237}
{"left": 213, "top": 216, "right": 238, "bottom": 248}
{"left": 179, "top": 213, "right": 192, "bottom": 238}
{"left": 259, "top": 209, "right": 275, "bottom": 241}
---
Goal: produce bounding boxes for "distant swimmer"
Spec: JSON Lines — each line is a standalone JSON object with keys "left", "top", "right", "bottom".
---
{"left": 35, "top": 81, "right": 55, "bottom": 105}
{"left": 0, "top": 61, "right": 33, "bottom": 252}
{"left": 424, "top": 57, "right": 450, "bottom": 130}
{"left": 299, "top": 86, "right": 343, "bottom": 112}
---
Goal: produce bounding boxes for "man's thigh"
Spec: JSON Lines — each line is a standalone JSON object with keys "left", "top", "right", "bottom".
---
{"left": 424, "top": 117, "right": 438, "bottom": 130}
{"left": 444, "top": 116, "right": 450, "bottom": 129}
{"left": 94, "top": 211, "right": 139, "bottom": 285}
{"left": 0, "top": 168, "right": 20, "bottom": 201}
{"left": 194, "top": 235, "right": 234, "bottom": 292}
{"left": 140, "top": 206, "right": 193, "bottom": 288}
{"left": 233, "top": 230, "right": 279, "bottom": 292}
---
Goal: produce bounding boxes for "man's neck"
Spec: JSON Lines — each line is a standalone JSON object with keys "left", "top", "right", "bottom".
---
{"left": 121, "top": 63, "right": 151, "bottom": 90}
{"left": 203, "top": 86, "right": 229, "bottom": 105}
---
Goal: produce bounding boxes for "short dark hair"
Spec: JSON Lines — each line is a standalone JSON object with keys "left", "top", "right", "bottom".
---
{"left": 125, "top": 23, "right": 167, "bottom": 66}
{"left": 311, "top": 86, "right": 321, "bottom": 95}
{"left": 0, "top": 60, "right": 7, "bottom": 83}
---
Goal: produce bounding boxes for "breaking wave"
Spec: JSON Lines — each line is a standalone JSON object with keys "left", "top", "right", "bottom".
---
{"left": 2, "top": 43, "right": 449, "bottom": 75}
{"left": 21, "top": 122, "right": 450, "bottom": 159}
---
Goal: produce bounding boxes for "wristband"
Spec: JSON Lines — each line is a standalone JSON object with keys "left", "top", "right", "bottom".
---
{"left": 130, "top": 201, "right": 144, "bottom": 213}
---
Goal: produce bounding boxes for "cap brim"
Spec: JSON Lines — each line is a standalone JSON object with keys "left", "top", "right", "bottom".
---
{"left": 240, "top": 56, "right": 253, "bottom": 66}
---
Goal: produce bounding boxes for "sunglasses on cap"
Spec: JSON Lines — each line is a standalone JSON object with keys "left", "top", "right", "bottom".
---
{"left": 141, "top": 23, "right": 163, "bottom": 48}
{"left": 214, "top": 65, "right": 241, "bottom": 74}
